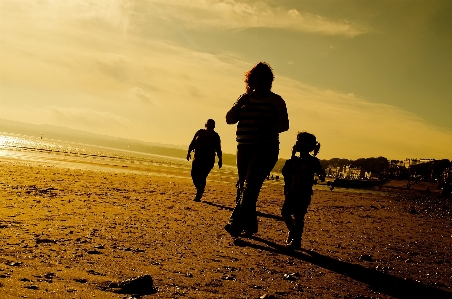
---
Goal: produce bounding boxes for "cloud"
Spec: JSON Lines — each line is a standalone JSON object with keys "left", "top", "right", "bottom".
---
{"left": 142, "top": 0, "right": 367, "bottom": 37}
{"left": 275, "top": 79, "right": 452, "bottom": 159}
{"left": 8, "top": 0, "right": 134, "bottom": 34}
{"left": 0, "top": 104, "right": 134, "bottom": 136}
{"left": 131, "top": 87, "right": 158, "bottom": 105}
{"left": 96, "top": 54, "right": 130, "bottom": 82}
{"left": 1, "top": 0, "right": 449, "bottom": 159}
{"left": 46, "top": 106, "right": 133, "bottom": 128}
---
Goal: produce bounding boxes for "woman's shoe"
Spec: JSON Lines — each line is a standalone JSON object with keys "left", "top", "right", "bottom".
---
{"left": 241, "top": 231, "right": 254, "bottom": 238}
{"left": 224, "top": 223, "right": 240, "bottom": 238}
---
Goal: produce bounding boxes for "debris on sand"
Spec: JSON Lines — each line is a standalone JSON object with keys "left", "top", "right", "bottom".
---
{"left": 359, "top": 254, "right": 374, "bottom": 262}
{"left": 109, "top": 274, "right": 157, "bottom": 295}
{"left": 283, "top": 272, "right": 299, "bottom": 281}
{"left": 35, "top": 238, "right": 57, "bottom": 244}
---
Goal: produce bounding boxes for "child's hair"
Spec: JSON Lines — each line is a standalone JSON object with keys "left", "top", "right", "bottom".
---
{"left": 296, "top": 132, "right": 321, "bottom": 156}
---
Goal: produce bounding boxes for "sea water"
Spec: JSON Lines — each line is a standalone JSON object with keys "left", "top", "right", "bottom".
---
{"left": 0, "top": 133, "right": 240, "bottom": 185}
{"left": 1, "top": 133, "right": 381, "bottom": 194}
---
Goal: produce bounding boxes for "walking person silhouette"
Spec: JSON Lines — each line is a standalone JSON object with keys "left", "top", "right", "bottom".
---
{"left": 281, "top": 132, "right": 325, "bottom": 249}
{"left": 224, "top": 62, "right": 289, "bottom": 238}
{"left": 187, "top": 119, "right": 223, "bottom": 202}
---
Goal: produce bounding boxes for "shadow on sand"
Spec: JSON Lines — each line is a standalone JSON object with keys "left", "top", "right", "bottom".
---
{"left": 234, "top": 236, "right": 451, "bottom": 299}
{"left": 202, "top": 201, "right": 283, "bottom": 221}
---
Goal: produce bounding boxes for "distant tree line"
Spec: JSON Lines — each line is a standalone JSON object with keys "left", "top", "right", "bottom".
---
{"left": 404, "top": 159, "right": 451, "bottom": 182}
{"left": 273, "top": 157, "right": 390, "bottom": 175}
{"left": 272, "top": 156, "right": 451, "bottom": 183}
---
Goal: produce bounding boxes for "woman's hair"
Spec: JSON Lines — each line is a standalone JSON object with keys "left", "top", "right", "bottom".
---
{"left": 244, "top": 62, "right": 274, "bottom": 94}
{"left": 296, "top": 132, "right": 321, "bottom": 156}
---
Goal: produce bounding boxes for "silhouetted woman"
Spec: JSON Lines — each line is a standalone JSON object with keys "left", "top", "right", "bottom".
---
{"left": 224, "top": 62, "right": 289, "bottom": 237}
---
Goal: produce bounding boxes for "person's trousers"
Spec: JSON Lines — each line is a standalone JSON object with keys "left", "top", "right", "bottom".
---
{"left": 191, "top": 158, "right": 214, "bottom": 197}
{"left": 281, "top": 193, "right": 312, "bottom": 240}
{"left": 229, "top": 142, "right": 279, "bottom": 233}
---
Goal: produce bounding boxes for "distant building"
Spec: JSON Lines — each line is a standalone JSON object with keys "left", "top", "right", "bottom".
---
{"left": 404, "top": 158, "right": 435, "bottom": 168}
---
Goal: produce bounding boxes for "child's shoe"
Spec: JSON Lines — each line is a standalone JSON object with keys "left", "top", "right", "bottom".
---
{"left": 285, "top": 232, "right": 294, "bottom": 245}
{"left": 286, "top": 238, "right": 301, "bottom": 250}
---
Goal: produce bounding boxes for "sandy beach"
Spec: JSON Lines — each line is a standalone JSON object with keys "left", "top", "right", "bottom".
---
{"left": 0, "top": 153, "right": 451, "bottom": 299}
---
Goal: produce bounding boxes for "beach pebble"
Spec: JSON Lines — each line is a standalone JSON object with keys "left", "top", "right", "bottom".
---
{"left": 8, "top": 261, "right": 22, "bottom": 267}
{"left": 359, "top": 254, "right": 373, "bottom": 262}
{"left": 74, "top": 278, "right": 87, "bottom": 283}
{"left": 283, "top": 273, "right": 299, "bottom": 281}
{"left": 112, "top": 274, "right": 157, "bottom": 295}
{"left": 87, "top": 269, "right": 105, "bottom": 276}
{"left": 36, "top": 238, "right": 57, "bottom": 244}
{"left": 222, "top": 274, "right": 236, "bottom": 281}
{"left": 44, "top": 272, "right": 55, "bottom": 279}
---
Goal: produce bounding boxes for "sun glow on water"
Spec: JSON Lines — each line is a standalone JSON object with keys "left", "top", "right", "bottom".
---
{"left": 0, "top": 135, "right": 20, "bottom": 147}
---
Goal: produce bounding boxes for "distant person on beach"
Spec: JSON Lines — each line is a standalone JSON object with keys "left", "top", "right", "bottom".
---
{"left": 224, "top": 62, "right": 289, "bottom": 238}
{"left": 281, "top": 132, "right": 325, "bottom": 249}
{"left": 187, "top": 119, "right": 222, "bottom": 202}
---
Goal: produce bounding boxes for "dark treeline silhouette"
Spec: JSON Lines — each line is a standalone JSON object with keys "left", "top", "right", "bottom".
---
{"left": 273, "top": 157, "right": 451, "bottom": 183}
{"left": 273, "top": 157, "right": 390, "bottom": 176}
{"left": 404, "top": 159, "right": 450, "bottom": 180}
{"left": 318, "top": 156, "right": 390, "bottom": 173}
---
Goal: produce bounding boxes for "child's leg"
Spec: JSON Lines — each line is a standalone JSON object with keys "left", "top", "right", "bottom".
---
{"left": 281, "top": 196, "right": 296, "bottom": 243}
{"left": 281, "top": 198, "right": 296, "bottom": 231}
{"left": 291, "top": 199, "right": 311, "bottom": 246}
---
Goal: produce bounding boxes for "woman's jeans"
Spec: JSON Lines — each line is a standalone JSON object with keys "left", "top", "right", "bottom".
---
{"left": 228, "top": 142, "right": 279, "bottom": 233}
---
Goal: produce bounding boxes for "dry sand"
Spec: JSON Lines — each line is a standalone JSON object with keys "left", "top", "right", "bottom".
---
{"left": 0, "top": 157, "right": 451, "bottom": 299}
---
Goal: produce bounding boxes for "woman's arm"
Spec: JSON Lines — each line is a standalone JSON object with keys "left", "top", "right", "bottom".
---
{"left": 226, "top": 94, "right": 249, "bottom": 124}
{"left": 274, "top": 96, "right": 289, "bottom": 133}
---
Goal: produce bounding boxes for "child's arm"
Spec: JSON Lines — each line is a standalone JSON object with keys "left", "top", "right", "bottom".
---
{"left": 315, "top": 159, "right": 326, "bottom": 182}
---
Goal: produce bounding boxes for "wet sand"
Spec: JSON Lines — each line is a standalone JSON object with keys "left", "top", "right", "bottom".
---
{"left": 0, "top": 156, "right": 451, "bottom": 299}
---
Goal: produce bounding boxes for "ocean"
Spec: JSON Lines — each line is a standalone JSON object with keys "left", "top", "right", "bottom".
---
{"left": 2, "top": 133, "right": 370, "bottom": 193}
{"left": 0, "top": 133, "right": 246, "bottom": 186}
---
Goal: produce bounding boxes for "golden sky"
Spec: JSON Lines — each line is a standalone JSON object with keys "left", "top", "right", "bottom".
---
{"left": 1, "top": 0, "right": 451, "bottom": 159}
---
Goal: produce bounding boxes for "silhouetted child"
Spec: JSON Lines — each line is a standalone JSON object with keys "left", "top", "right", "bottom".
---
{"left": 281, "top": 132, "right": 325, "bottom": 249}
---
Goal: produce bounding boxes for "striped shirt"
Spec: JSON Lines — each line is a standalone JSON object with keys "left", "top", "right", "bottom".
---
{"left": 226, "top": 93, "right": 289, "bottom": 144}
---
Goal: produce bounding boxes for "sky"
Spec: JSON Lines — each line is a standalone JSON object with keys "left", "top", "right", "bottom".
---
{"left": 1, "top": 0, "right": 451, "bottom": 160}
